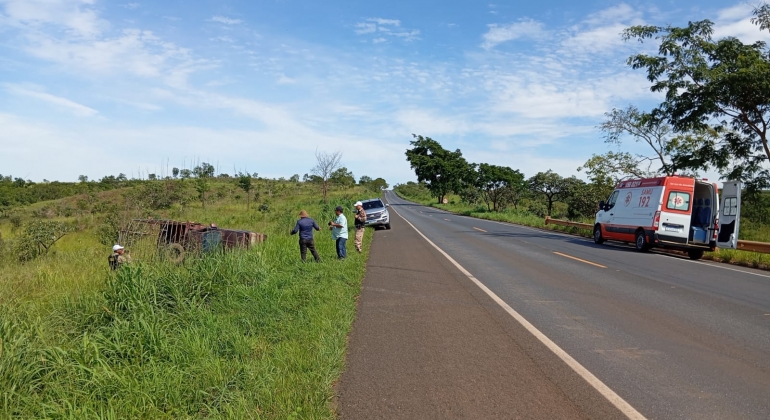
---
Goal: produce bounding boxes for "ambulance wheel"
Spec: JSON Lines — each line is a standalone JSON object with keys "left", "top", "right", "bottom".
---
{"left": 687, "top": 250, "right": 704, "bottom": 260}
{"left": 634, "top": 230, "right": 650, "bottom": 252}
{"left": 593, "top": 225, "right": 605, "bottom": 244}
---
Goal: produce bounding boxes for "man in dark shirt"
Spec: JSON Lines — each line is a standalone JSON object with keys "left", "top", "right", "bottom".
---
{"left": 291, "top": 210, "right": 321, "bottom": 262}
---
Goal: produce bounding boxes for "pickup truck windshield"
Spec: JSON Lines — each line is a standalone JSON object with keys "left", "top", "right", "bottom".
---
{"left": 363, "top": 200, "right": 384, "bottom": 210}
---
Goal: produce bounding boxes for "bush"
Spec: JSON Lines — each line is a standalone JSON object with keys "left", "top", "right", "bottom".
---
{"left": 13, "top": 221, "right": 73, "bottom": 262}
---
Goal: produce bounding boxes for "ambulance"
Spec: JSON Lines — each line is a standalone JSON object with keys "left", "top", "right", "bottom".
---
{"left": 593, "top": 176, "right": 741, "bottom": 260}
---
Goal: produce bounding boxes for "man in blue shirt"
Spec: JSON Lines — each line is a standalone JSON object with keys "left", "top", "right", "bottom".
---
{"left": 329, "top": 205, "right": 348, "bottom": 259}
{"left": 291, "top": 209, "right": 321, "bottom": 262}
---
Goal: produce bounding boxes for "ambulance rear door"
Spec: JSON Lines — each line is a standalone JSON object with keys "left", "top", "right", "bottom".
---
{"left": 717, "top": 181, "right": 742, "bottom": 249}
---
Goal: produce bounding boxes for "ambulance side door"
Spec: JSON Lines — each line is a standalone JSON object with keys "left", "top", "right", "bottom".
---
{"left": 598, "top": 190, "right": 619, "bottom": 237}
{"left": 717, "top": 181, "right": 742, "bottom": 249}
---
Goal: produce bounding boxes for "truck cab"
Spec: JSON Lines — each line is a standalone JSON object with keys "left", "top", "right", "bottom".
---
{"left": 593, "top": 176, "right": 742, "bottom": 260}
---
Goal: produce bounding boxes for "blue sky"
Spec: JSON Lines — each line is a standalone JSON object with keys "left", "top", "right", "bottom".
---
{"left": 1, "top": 0, "right": 767, "bottom": 183}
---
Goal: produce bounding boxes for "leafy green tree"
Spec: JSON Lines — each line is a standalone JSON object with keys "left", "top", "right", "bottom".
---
{"left": 236, "top": 172, "right": 253, "bottom": 210}
{"left": 528, "top": 171, "right": 571, "bottom": 217}
{"left": 78, "top": 175, "right": 88, "bottom": 183}
{"left": 565, "top": 179, "right": 612, "bottom": 220}
{"left": 405, "top": 134, "right": 470, "bottom": 204}
{"left": 289, "top": 174, "right": 300, "bottom": 183}
{"left": 578, "top": 151, "right": 647, "bottom": 187}
{"left": 193, "top": 163, "right": 214, "bottom": 208}
{"left": 14, "top": 221, "right": 73, "bottom": 262}
{"left": 359, "top": 175, "right": 373, "bottom": 185}
{"left": 624, "top": 14, "right": 770, "bottom": 193}
{"left": 172, "top": 167, "right": 180, "bottom": 178}
{"left": 367, "top": 177, "right": 389, "bottom": 193}
{"left": 180, "top": 169, "right": 192, "bottom": 179}
{"left": 475, "top": 164, "right": 525, "bottom": 211}
{"left": 330, "top": 167, "right": 356, "bottom": 187}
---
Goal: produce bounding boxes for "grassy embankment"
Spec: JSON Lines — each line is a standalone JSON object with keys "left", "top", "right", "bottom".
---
{"left": 1, "top": 181, "right": 374, "bottom": 418}
{"left": 393, "top": 187, "right": 770, "bottom": 270}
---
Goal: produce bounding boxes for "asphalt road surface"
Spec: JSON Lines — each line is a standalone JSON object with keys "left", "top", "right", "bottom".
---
{"left": 338, "top": 191, "right": 770, "bottom": 419}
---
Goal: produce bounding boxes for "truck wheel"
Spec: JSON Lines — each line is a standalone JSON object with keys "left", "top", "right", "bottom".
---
{"left": 385, "top": 223, "right": 391, "bottom": 230}
{"left": 166, "top": 243, "right": 185, "bottom": 264}
{"left": 593, "top": 225, "right": 605, "bottom": 244}
{"left": 635, "top": 230, "right": 650, "bottom": 252}
{"left": 687, "top": 250, "right": 704, "bottom": 260}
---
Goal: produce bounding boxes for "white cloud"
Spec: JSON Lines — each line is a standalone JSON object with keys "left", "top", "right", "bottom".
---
{"left": 210, "top": 15, "right": 242, "bottom": 25}
{"left": 122, "top": 3, "right": 139, "bottom": 10}
{"left": 354, "top": 17, "right": 419, "bottom": 41}
{"left": 5, "top": 83, "right": 98, "bottom": 116}
{"left": 713, "top": 4, "right": 770, "bottom": 43}
{"left": 481, "top": 19, "right": 545, "bottom": 49}
{"left": 0, "top": 0, "right": 106, "bottom": 38}
{"left": 354, "top": 22, "right": 376, "bottom": 34}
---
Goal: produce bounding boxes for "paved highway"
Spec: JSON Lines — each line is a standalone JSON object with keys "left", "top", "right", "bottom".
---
{"left": 382, "top": 190, "right": 770, "bottom": 419}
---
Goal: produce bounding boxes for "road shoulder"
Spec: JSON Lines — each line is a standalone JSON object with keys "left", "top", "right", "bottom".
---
{"left": 336, "top": 201, "right": 624, "bottom": 419}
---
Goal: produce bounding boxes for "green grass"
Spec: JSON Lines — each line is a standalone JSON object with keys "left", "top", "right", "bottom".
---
{"left": 1, "top": 183, "right": 375, "bottom": 418}
{"left": 394, "top": 188, "right": 770, "bottom": 270}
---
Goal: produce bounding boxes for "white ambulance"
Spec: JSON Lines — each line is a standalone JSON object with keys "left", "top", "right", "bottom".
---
{"left": 593, "top": 176, "right": 741, "bottom": 260}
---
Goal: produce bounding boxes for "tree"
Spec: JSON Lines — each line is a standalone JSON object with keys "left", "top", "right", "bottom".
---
{"left": 578, "top": 151, "right": 651, "bottom": 186}
{"left": 78, "top": 175, "right": 88, "bottom": 183}
{"left": 475, "top": 164, "right": 525, "bottom": 212}
{"left": 528, "top": 171, "right": 571, "bottom": 217}
{"left": 180, "top": 169, "right": 192, "bottom": 179}
{"left": 14, "top": 221, "right": 73, "bottom": 262}
{"left": 311, "top": 150, "right": 342, "bottom": 202}
{"left": 624, "top": 15, "right": 770, "bottom": 193}
{"left": 172, "top": 167, "right": 180, "bottom": 178}
{"left": 565, "top": 179, "right": 611, "bottom": 220}
{"left": 193, "top": 162, "right": 214, "bottom": 208}
{"left": 148, "top": 173, "right": 157, "bottom": 181}
{"left": 368, "top": 177, "right": 389, "bottom": 193}
{"left": 600, "top": 106, "right": 706, "bottom": 176}
{"left": 405, "top": 134, "right": 470, "bottom": 204}
{"left": 359, "top": 175, "right": 373, "bottom": 185}
{"left": 236, "top": 172, "right": 253, "bottom": 210}
{"left": 330, "top": 167, "right": 355, "bottom": 187}
{"left": 289, "top": 174, "right": 300, "bottom": 183}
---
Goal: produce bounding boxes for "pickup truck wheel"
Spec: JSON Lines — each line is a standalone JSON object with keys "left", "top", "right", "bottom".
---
{"left": 687, "top": 250, "right": 705, "bottom": 260}
{"left": 635, "top": 231, "right": 650, "bottom": 252}
{"left": 385, "top": 223, "right": 391, "bottom": 230}
{"left": 593, "top": 225, "right": 605, "bottom": 244}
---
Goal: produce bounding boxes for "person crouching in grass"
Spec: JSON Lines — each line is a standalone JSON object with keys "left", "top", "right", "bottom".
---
{"left": 291, "top": 210, "right": 321, "bottom": 262}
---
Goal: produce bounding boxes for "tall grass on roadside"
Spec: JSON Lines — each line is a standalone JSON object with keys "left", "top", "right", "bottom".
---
{"left": 1, "top": 236, "right": 369, "bottom": 418}
{"left": 1, "top": 185, "right": 375, "bottom": 419}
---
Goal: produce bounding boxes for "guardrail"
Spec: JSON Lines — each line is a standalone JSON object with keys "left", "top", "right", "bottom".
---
{"left": 544, "top": 216, "right": 592, "bottom": 230}
{"left": 544, "top": 216, "right": 770, "bottom": 254}
{"left": 736, "top": 240, "right": 770, "bottom": 254}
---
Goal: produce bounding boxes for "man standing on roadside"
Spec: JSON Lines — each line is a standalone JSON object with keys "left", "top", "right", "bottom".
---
{"left": 329, "top": 205, "right": 348, "bottom": 259}
{"left": 353, "top": 201, "right": 366, "bottom": 253}
{"left": 291, "top": 210, "right": 321, "bottom": 262}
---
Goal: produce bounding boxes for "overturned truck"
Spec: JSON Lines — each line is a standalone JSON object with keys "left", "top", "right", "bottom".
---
{"left": 119, "top": 219, "right": 267, "bottom": 263}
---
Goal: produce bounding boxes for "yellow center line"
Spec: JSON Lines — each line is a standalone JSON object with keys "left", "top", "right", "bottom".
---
{"left": 553, "top": 252, "right": 607, "bottom": 269}
{"left": 473, "top": 227, "right": 487, "bottom": 232}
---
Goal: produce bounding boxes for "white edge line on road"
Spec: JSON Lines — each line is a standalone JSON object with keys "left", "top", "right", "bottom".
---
{"left": 387, "top": 195, "right": 647, "bottom": 420}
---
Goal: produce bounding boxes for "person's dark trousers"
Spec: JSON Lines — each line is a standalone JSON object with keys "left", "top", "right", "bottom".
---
{"left": 336, "top": 237, "right": 347, "bottom": 259}
{"left": 299, "top": 238, "right": 321, "bottom": 262}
